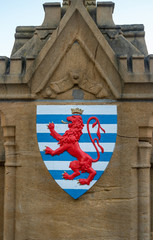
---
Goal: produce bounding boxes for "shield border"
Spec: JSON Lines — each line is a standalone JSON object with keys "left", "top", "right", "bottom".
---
{"left": 36, "top": 105, "right": 117, "bottom": 199}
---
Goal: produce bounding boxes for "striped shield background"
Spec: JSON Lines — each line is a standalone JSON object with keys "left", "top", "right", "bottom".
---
{"left": 36, "top": 105, "right": 117, "bottom": 199}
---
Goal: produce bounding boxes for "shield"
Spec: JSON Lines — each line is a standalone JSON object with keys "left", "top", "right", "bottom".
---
{"left": 36, "top": 105, "right": 117, "bottom": 199}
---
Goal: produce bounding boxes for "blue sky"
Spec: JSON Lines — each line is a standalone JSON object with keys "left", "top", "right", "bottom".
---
{"left": 0, "top": 0, "right": 152, "bottom": 56}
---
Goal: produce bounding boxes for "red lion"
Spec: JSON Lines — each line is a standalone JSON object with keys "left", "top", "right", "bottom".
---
{"left": 45, "top": 115, "right": 105, "bottom": 185}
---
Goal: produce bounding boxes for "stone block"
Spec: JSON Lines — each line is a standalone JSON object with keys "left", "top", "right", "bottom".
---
{"left": 148, "top": 55, "right": 153, "bottom": 73}
{"left": 96, "top": 1, "right": 115, "bottom": 27}
{"left": 132, "top": 55, "right": 145, "bottom": 73}
{"left": 118, "top": 55, "right": 128, "bottom": 70}
{"left": 139, "top": 127, "right": 153, "bottom": 142}
{"left": 42, "top": 3, "right": 61, "bottom": 28}
{"left": 10, "top": 58, "right": 23, "bottom": 75}
{"left": 26, "top": 58, "right": 35, "bottom": 72}
{"left": 0, "top": 57, "right": 8, "bottom": 75}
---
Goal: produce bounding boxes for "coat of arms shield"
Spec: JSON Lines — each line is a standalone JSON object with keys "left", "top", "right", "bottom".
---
{"left": 36, "top": 105, "right": 117, "bottom": 199}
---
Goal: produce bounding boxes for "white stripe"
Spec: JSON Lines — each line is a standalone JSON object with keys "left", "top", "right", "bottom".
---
{"left": 55, "top": 179, "right": 96, "bottom": 189}
{"left": 37, "top": 124, "right": 117, "bottom": 134}
{"left": 37, "top": 105, "right": 117, "bottom": 115}
{"left": 38, "top": 142, "right": 115, "bottom": 152}
{"left": 44, "top": 161, "right": 109, "bottom": 171}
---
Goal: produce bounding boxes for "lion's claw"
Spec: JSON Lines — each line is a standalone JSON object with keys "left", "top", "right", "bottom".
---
{"left": 45, "top": 146, "right": 54, "bottom": 155}
{"left": 63, "top": 172, "right": 73, "bottom": 180}
{"left": 48, "top": 122, "right": 55, "bottom": 130}
{"left": 79, "top": 179, "right": 90, "bottom": 185}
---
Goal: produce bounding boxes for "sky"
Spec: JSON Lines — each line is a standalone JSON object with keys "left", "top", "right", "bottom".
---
{"left": 0, "top": 0, "right": 152, "bottom": 57}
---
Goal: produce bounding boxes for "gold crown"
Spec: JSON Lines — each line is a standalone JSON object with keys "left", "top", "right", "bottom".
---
{"left": 71, "top": 108, "right": 84, "bottom": 115}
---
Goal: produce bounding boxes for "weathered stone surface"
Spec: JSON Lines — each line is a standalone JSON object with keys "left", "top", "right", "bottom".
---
{"left": 0, "top": 101, "right": 151, "bottom": 240}
{"left": 11, "top": 26, "right": 36, "bottom": 56}
{"left": 0, "top": 0, "right": 153, "bottom": 239}
{"left": 118, "top": 24, "right": 148, "bottom": 56}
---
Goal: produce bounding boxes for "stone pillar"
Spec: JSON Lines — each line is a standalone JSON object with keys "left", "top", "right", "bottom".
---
{"left": 138, "top": 141, "right": 152, "bottom": 240}
{"left": 42, "top": 3, "right": 61, "bottom": 28}
{"left": 2, "top": 126, "right": 16, "bottom": 240}
{"left": 96, "top": 2, "right": 115, "bottom": 27}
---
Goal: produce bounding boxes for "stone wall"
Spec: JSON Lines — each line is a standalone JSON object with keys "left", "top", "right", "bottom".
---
{"left": 0, "top": 1, "right": 153, "bottom": 239}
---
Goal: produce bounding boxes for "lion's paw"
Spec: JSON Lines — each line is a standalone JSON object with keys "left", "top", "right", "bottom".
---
{"left": 45, "top": 146, "right": 53, "bottom": 155}
{"left": 48, "top": 122, "right": 55, "bottom": 130}
{"left": 63, "top": 172, "right": 73, "bottom": 180}
{"left": 79, "top": 179, "right": 90, "bottom": 185}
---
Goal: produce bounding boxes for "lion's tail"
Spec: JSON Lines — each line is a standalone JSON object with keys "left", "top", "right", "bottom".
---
{"left": 87, "top": 117, "right": 105, "bottom": 162}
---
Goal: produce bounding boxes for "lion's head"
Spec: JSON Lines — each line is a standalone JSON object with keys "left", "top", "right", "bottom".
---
{"left": 59, "top": 115, "right": 84, "bottom": 145}
{"left": 67, "top": 115, "right": 84, "bottom": 129}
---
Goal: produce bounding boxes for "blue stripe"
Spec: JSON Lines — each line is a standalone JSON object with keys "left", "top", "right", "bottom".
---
{"left": 49, "top": 170, "right": 104, "bottom": 180}
{"left": 40, "top": 151, "right": 113, "bottom": 161}
{"left": 63, "top": 189, "right": 88, "bottom": 199}
{"left": 36, "top": 114, "right": 117, "bottom": 124}
{"left": 37, "top": 133, "right": 117, "bottom": 143}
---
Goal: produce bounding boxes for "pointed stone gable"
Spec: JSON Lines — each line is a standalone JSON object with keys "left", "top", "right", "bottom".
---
{"left": 25, "top": 0, "right": 122, "bottom": 100}
{"left": 0, "top": 0, "right": 152, "bottom": 100}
